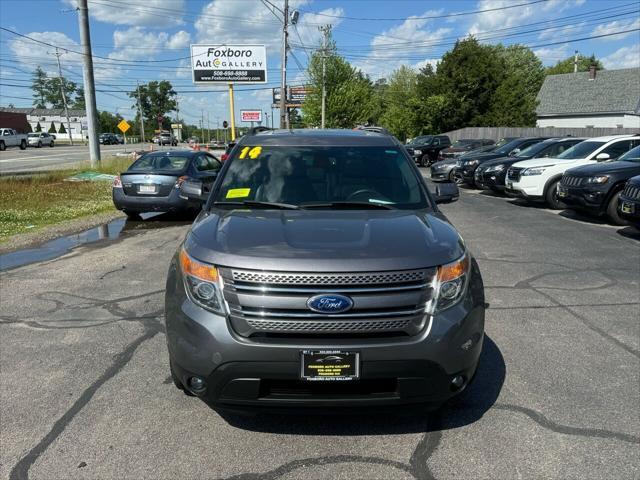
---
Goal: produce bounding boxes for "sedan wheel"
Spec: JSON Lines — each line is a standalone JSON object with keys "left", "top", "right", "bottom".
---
{"left": 37, "top": 141, "right": 42, "bottom": 148}
{"left": 50, "top": 141, "right": 54, "bottom": 148}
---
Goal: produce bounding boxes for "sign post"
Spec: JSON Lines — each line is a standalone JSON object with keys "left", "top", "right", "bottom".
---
{"left": 191, "top": 44, "right": 266, "bottom": 140}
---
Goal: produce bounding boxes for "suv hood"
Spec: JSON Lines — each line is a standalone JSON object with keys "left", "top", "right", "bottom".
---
{"left": 186, "top": 209, "right": 465, "bottom": 272}
{"left": 511, "top": 157, "right": 586, "bottom": 169}
{"left": 567, "top": 161, "right": 640, "bottom": 176}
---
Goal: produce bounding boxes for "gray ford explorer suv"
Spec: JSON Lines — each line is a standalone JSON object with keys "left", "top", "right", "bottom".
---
{"left": 165, "top": 129, "right": 485, "bottom": 411}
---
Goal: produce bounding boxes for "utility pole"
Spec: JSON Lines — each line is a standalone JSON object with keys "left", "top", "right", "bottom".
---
{"left": 574, "top": 50, "right": 579, "bottom": 73}
{"left": 52, "top": 48, "right": 74, "bottom": 146}
{"left": 136, "top": 81, "right": 145, "bottom": 143}
{"left": 279, "top": 0, "right": 289, "bottom": 129}
{"left": 76, "top": 0, "right": 100, "bottom": 164}
{"left": 319, "top": 24, "right": 332, "bottom": 129}
{"left": 200, "top": 110, "right": 204, "bottom": 143}
{"left": 207, "top": 111, "right": 210, "bottom": 143}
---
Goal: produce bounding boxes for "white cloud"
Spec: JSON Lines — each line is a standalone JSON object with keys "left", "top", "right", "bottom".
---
{"left": 353, "top": 11, "right": 451, "bottom": 78}
{"left": 10, "top": 31, "right": 83, "bottom": 75}
{"left": 538, "top": 22, "right": 585, "bottom": 41}
{"left": 109, "top": 27, "right": 169, "bottom": 61}
{"left": 167, "top": 30, "right": 191, "bottom": 49}
{"left": 593, "top": 18, "right": 640, "bottom": 41}
{"left": 533, "top": 45, "right": 571, "bottom": 66}
{"left": 602, "top": 44, "right": 640, "bottom": 69}
{"left": 65, "top": 0, "right": 185, "bottom": 28}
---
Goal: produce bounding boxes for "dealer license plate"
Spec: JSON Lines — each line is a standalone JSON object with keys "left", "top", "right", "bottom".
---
{"left": 621, "top": 201, "right": 634, "bottom": 214}
{"left": 301, "top": 351, "right": 359, "bottom": 381}
{"left": 138, "top": 184, "right": 156, "bottom": 194}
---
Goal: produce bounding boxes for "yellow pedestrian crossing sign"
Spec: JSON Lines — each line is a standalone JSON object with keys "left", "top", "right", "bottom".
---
{"left": 117, "top": 119, "right": 131, "bottom": 133}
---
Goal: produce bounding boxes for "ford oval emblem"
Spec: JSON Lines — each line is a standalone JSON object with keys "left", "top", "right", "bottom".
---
{"left": 307, "top": 294, "right": 354, "bottom": 314}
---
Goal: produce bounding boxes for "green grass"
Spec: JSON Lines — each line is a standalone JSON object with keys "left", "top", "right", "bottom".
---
{"left": 0, "top": 156, "right": 136, "bottom": 242}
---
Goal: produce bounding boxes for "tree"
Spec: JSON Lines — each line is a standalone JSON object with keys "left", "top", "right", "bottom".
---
{"left": 48, "top": 122, "right": 56, "bottom": 133}
{"left": 44, "top": 77, "right": 78, "bottom": 109}
{"left": 32, "top": 66, "right": 48, "bottom": 109}
{"left": 378, "top": 66, "right": 420, "bottom": 141}
{"left": 98, "top": 110, "right": 124, "bottom": 133}
{"left": 35, "top": 122, "right": 42, "bottom": 132}
{"left": 58, "top": 123, "right": 66, "bottom": 134}
{"left": 303, "top": 35, "right": 375, "bottom": 128}
{"left": 128, "top": 81, "right": 177, "bottom": 133}
{"left": 546, "top": 54, "right": 604, "bottom": 75}
{"left": 486, "top": 44, "right": 545, "bottom": 126}
{"left": 72, "top": 87, "right": 86, "bottom": 110}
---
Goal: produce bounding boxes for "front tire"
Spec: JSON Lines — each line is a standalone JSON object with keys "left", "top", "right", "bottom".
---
{"left": 0, "top": 141, "right": 5, "bottom": 151}
{"left": 19, "top": 140, "right": 26, "bottom": 150}
{"left": 50, "top": 141, "right": 54, "bottom": 148}
{"left": 37, "top": 141, "right": 42, "bottom": 148}
{"left": 606, "top": 190, "right": 628, "bottom": 226}
{"left": 545, "top": 180, "right": 565, "bottom": 210}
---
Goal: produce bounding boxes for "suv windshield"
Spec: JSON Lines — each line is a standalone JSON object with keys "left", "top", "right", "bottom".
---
{"left": 451, "top": 139, "right": 475, "bottom": 147}
{"left": 213, "top": 145, "right": 429, "bottom": 209}
{"left": 494, "top": 139, "right": 524, "bottom": 155}
{"left": 516, "top": 141, "right": 554, "bottom": 157}
{"left": 618, "top": 145, "right": 640, "bottom": 162}
{"left": 557, "top": 141, "right": 606, "bottom": 159}
{"left": 407, "top": 136, "right": 432, "bottom": 145}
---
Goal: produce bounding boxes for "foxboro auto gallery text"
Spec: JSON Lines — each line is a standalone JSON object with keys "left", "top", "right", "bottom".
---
{"left": 194, "top": 47, "right": 264, "bottom": 69}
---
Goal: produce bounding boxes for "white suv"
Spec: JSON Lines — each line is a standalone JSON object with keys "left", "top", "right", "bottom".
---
{"left": 505, "top": 135, "right": 640, "bottom": 208}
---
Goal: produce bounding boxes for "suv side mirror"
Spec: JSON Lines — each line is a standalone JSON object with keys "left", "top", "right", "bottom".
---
{"left": 509, "top": 148, "right": 520, "bottom": 156}
{"left": 595, "top": 152, "right": 611, "bottom": 161}
{"left": 433, "top": 183, "right": 459, "bottom": 204}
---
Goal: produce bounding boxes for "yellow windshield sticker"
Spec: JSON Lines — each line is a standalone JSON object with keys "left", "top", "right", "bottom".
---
{"left": 226, "top": 188, "right": 251, "bottom": 199}
{"left": 238, "top": 146, "right": 262, "bottom": 159}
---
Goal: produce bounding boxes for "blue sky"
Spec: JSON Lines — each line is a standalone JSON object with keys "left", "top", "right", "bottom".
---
{"left": 1, "top": 0, "right": 638, "bottom": 127}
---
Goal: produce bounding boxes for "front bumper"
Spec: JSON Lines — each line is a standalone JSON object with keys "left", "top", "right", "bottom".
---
{"left": 429, "top": 165, "right": 455, "bottom": 182}
{"left": 456, "top": 166, "right": 477, "bottom": 185}
{"left": 475, "top": 170, "right": 506, "bottom": 190}
{"left": 618, "top": 195, "right": 640, "bottom": 226}
{"left": 112, "top": 187, "right": 197, "bottom": 213}
{"left": 557, "top": 185, "right": 607, "bottom": 213}
{"left": 165, "top": 259, "right": 486, "bottom": 409}
{"left": 504, "top": 176, "right": 544, "bottom": 200}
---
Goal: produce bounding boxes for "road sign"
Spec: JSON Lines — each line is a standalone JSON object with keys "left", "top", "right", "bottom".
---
{"left": 117, "top": 119, "right": 130, "bottom": 133}
{"left": 223, "top": 121, "right": 228, "bottom": 128}
{"left": 190, "top": 44, "right": 267, "bottom": 84}
{"left": 240, "top": 110, "right": 262, "bottom": 123}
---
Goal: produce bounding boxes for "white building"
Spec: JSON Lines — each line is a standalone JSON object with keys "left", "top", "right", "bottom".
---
{"left": 536, "top": 67, "right": 640, "bottom": 129}
{"left": 0, "top": 107, "right": 88, "bottom": 140}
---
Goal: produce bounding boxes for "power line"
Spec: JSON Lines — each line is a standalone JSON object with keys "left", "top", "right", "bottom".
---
{"left": 299, "top": 0, "right": 547, "bottom": 21}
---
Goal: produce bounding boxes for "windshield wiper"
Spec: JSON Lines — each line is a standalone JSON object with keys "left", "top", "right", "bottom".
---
{"left": 301, "top": 201, "right": 394, "bottom": 210}
{"left": 212, "top": 201, "right": 300, "bottom": 210}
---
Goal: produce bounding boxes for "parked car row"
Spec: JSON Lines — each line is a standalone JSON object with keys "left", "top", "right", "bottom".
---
{"left": 430, "top": 134, "right": 640, "bottom": 228}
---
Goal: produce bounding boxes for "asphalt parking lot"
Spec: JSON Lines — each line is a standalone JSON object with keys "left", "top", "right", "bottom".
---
{"left": 1, "top": 176, "right": 638, "bottom": 480}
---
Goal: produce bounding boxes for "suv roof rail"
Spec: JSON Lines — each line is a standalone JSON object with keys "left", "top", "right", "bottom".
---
{"left": 353, "top": 125, "right": 392, "bottom": 135}
{"left": 246, "top": 126, "right": 273, "bottom": 136}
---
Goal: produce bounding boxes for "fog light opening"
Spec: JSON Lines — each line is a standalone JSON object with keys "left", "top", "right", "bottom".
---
{"left": 450, "top": 375, "right": 466, "bottom": 391}
{"left": 188, "top": 376, "right": 207, "bottom": 394}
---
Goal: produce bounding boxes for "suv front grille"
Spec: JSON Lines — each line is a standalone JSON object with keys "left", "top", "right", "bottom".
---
{"left": 221, "top": 267, "right": 436, "bottom": 338}
{"left": 622, "top": 183, "right": 640, "bottom": 200}
{"left": 561, "top": 175, "right": 583, "bottom": 187}
{"left": 507, "top": 167, "right": 523, "bottom": 182}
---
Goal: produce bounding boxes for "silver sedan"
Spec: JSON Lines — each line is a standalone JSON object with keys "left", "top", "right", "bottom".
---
{"left": 27, "top": 132, "right": 55, "bottom": 148}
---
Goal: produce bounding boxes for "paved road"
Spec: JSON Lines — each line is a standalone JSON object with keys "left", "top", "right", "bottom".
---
{"left": 0, "top": 143, "right": 197, "bottom": 174}
{"left": 1, "top": 181, "right": 639, "bottom": 479}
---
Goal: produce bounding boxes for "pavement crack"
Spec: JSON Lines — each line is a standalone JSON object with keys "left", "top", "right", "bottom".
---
{"left": 8, "top": 320, "right": 163, "bottom": 480}
{"left": 493, "top": 403, "right": 640, "bottom": 445}
{"left": 409, "top": 415, "right": 442, "bottom": 480}
{"left": 99, "top": 265, "right": 126, "bottom": 280}
{"left": 221, "top": 455, "right": 414, "bottom": 480}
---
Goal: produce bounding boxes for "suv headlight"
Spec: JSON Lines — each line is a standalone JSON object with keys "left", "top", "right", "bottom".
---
{"left": 585, "top": 175, "right": 609, "bottom": 184}
{"left": 413, "top": 149, "right": 422, "bottom": 155}
{"left": 427, "top": 253, "right": 471, "bottom": 314}
{"left": 485, "top": 164, "right": 505, "bottom": 172}
{"left": 179, "top": 248, "right": 226, "bottom": 314}
{"left": 464, "top": 159, "right": 479, "bottom": 166}
{"left": 522, "top": 165, "right": 553, "bottom": 176}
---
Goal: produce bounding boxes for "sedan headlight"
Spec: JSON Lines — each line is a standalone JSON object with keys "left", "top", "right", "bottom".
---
{"left": 485, "top": 164, "right": 505, "bottom": 173}
{"left": 413, "top": 149, "right": 422, "bottom": 155}
{"left": 179, "top": 248, "right": 226, "bottom": 315}
{"left": 585, "top": 175, "right": 609, "bottom": 185}
{"left": 522, "top": 165, "right": 553, "bottom": 176}
{"left": 464, "top": 159, "right": 479, "bottom": 166}
{"left": 427, "top": 253, "right": 470, "bottom": 314}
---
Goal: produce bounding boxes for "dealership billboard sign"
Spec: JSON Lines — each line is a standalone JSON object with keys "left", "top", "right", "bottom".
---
{"left": 191, "top": 44, "right": 267, "bottom": 84}
{"left": 240, "top": 110, "right": 263, "bottom": 123}
{"left": 272, "top": 86, "right": 311, "bottom": 107}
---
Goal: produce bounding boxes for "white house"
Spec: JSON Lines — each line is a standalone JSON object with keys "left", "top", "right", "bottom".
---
{"left": 0, "top": 107, "right": 88, "bottom": 140}
{"left": 536, "top": 67, "right": 640, "bottom": 129}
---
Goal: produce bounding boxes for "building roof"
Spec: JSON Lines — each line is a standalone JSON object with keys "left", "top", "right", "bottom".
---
{"left": 536, "top": 68, "right": 640, "bottom": 117}
{"left": 0, "top": 107, "right": 87, "bottom": 117}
